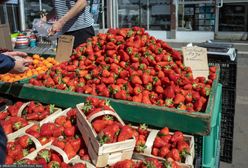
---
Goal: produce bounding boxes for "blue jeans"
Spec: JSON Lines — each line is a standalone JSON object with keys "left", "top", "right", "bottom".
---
{"left": 0, "top": 125, "right": 7, "bottom": 164}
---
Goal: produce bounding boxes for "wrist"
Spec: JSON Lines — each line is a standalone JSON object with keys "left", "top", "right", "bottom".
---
{"left": 58, "top": 18, "right": 67, "bottom": 25}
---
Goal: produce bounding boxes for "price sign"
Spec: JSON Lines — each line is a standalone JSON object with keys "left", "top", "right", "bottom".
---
{"left": 182, "top": 46, "right": 209, "bottom": 78}
{"left": 56, "top": 35, "right": 74, "bottom": 63}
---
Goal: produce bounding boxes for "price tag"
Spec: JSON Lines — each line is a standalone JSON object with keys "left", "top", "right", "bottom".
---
{"left": 55, "top": 35, "right": 75, "bottom": 63}
{"left": 182, "top": 46, "right": 209, "bottom": 78}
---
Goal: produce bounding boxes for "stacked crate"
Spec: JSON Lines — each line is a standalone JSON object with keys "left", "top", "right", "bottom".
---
{"left": 197, "top": 42, "right": 237, "bottom": 163}
{"left": 208, "top": 53, "right": 237, "bottom": 163}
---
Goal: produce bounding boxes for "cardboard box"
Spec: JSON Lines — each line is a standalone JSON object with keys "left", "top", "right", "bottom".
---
{"left": 0, "top": 24, "right": 12, "bottom": 50}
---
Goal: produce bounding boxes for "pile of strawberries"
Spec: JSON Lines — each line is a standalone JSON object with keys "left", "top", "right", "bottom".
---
{"left": 111, "top": 158, "right": 179, "bottom": 168}
{"left": 25, "top": 108, "right": 90, "bottom": 161}
{"left": 81, "top": 97, "right": 134, "bottom": 144}
{"left": 5, "top": 135, "right": 36, "bottom": 164}
{"left": 134, "top": 125, "right": 190, "bottom": 163}
{"left": 0, "top": 101, "right": 56, "bottom": 135}
{"left": 29, "top": 27, "right": 217, "bottom": 112}
{"left": 14, "top": 149, "right": 86, "bottom": 168}
{"left": 22, "top": 101, "right": 56, "bottom": 121}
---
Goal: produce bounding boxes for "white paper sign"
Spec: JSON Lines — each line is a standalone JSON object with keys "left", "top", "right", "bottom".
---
{"left": 182, "top": 46, "right": 209, "bottom": 78}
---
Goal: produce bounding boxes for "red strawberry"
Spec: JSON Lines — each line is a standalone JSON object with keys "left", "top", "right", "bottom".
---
{"left": 171, "top": 131, "right": 184, "bottom": 143}
{"left": 152, "top": 147, "right": 159, "bottom": 156}
{"left": 159, "top": 146, "right": 170, "bottom": 158}
{"left": 138, "top": 124, "right": 149, "bottom": 136}
{"left": 133, "top": 94, "right": 142, "bottom": 103}
{"left": 167, "top": 148, "right": 181, "bottom": 162}
{"left": 118, "top": 125, "right": 133, "bottom": 142}
{"left": 174, "top": 94, "right": 185, "bottom": 105}
{"left": 142, "top": 73, "right": 151, "bottom": 85}
{"left": 164, "top": 85, "right": 175, "bottom": 98}
{"left": 155, "top": 85, "right": 164, "bottom": 94}
{"left": 153, "top": 137, "right": 166, "bottom": 148}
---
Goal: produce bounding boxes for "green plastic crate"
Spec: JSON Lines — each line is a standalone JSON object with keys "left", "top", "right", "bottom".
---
{"left": 0, "top": 82, "right": 12, "bottom": 94}
{"left": 9, "top": 69, "right": 220, "bottom": 136}
{"left": 202, "top": 84, "right": 222, "bottom": 168}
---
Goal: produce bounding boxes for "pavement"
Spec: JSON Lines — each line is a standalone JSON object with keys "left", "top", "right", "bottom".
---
{"left": 168, "top": 41, "right": 248, "bottom": 168}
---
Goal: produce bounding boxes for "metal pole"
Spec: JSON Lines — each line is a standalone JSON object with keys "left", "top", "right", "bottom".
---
{"left": 101, "top": 0, "right": 105, "bottom": 31}
{"left": 39, "top": 0, "right": 42, "bottom": 11}
{"left": 3, "top": 3, "right": 9, "bottom": 24}
{"left": 147, "top": 0, "right": 149, "bottom": 30}
{"left": 12, "top": 4, "right": 17, "bottom": 32}
{"left": 19, "top": 0, "right": 26, "bottom": 31}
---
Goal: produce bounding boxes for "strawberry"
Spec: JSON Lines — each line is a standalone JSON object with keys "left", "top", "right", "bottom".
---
{"left": 40, "top": 123, "right": 56, "bottom": 137}
{"left": 52, "top": 139, "right": 65, "bottom": 149}
{"left": 171, "top": 131, "right": 184, "bottom": 143}
{"left": 209, "top": 66, "right": 217, "bottom": 73}
{"left": 155, "top": 85, "right": 164, "bottom": 94}
{"left": 18, "top": 135, "right": 33, "bottom": 148}
{"left": 64, "top": 126, "right": 76, "bottom": 137}
{"left": 166, "top": 148, "right": 181, "bottom": 162}
{"left": 164, "top": 85, "right": 175, "bottom": 98}
{"left": 133, "top": 94, "right": 143, "bottom": 103}
{"left": 159, "top": 127, "right": 169, "bottom": 136}
{"left": 174, "top": 94, "right": 185, "bottom": 105}
{"left": 37, "top": 149, "right": 51, "bottom": 163}
{"left": 112, "top": 159, "right": 136, "bottom": 168}
{"left": 142, "top": 73, "right": 151, "bottom": 85}
{"left": 118, "top": 125, "right": 133, "bottom": 142}
{"left": 177, "top": 103, "right": 186, "bottom": 110}
{"left": 64, "top": 142, "right": 76, "bottom": 159}
{"left": 98, "top": 123, "right": 120, "bottom": 144}
{"left": 186, "top": 103, "right": 194, "bottom": 112}
{"left": 138, "top": 124, "right": 149, "bottom": 137}
{"left": 92, "top": 119, "right": 108, "bottom": 133}
{"left": 115, "top": 90, "right": 127, "bottom": 100}
{"left": 194, "top": 99, "right": 203, "bottom": 112}
{"left": 159, "top": 146, "right": 170, "bottom": 158}
{"left": 152, "top": 147, "right": 159, "bottom": 156}
{"left": 153, "top": 137, "right": 166, "bottom": 148}
{"left": 177, "top": 140, "right": 190, "bottom": 154}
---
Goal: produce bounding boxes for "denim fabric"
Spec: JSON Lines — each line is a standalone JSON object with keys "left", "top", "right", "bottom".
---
{"left": 0, "top": 125, "right": 7, "bottom": 164}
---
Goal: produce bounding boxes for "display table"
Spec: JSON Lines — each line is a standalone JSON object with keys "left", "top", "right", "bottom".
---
{"left": 14, "top": 43, "right": 56, "bottom": 57}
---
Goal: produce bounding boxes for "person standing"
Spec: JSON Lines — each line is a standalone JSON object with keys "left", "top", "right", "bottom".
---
{"left": 47, "top": 0, "right": 95, "bottom": 48}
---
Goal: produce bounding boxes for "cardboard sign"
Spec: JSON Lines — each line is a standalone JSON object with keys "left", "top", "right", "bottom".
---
{"left": 0, "top": 24, "right": 12, "bottom": 50}
{"left": 182, "top": 46, "right": 209, "bottom": 78}
{"left": 56, "top": 35, "right": 74, "bottom": 63}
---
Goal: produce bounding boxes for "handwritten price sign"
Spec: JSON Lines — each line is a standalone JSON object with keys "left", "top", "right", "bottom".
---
{"left": 56, "top": 35, "right": 75, "bottom": 63}
{"left": 182, "top": 46, "right": 209, "bottom": 78}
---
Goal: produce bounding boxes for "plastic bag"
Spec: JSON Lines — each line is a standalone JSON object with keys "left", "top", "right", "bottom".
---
{"left": 32, "top": 19, "right": 52, "bottom": 37}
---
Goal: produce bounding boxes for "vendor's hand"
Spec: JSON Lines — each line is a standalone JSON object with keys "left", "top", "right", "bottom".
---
{"left": 48, "top": 20, "right": 64, "bottom": 36}
{"left": 3, "top": 51, "right": 27, "bottom": 58}
{"left": 9, "top": 57, "right": 32, "bottom": 74}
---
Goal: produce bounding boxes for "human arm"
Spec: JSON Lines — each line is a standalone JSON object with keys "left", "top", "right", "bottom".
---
{"left": 49, "top": 0, "right": 88, "bottom": 35}
{"left": 0, "top": 52, "right": 31, "bottom": 74}
{"left": 0, "top": 54, "right": 15, "bottom": 74}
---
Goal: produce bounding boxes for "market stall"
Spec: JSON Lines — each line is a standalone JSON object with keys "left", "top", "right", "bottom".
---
{"left": 0, "top": 26, "right": 226, "bottom": 168}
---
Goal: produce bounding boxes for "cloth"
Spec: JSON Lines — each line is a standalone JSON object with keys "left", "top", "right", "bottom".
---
{"left": 65, "top": 25, "right": 95, "bottom": 48}
{"left": 0, "top": 54, "right": 15, "bottom": 74}
{"left": 0, "top": 125, "right": 7, "bottom": 164}
{"left": 53, "top": 0, "right": 94, "bottom": 33}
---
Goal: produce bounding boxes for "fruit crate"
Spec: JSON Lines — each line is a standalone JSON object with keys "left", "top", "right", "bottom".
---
{"left": 206, "top": 50, "right": 237, "bottom": 163}
{"left": 132, "top": 126, "right": 195, "bottom": 168}
{"left": 194, "top": 83, "right": 222, "bottom": 168}
{"left": 208, "top": 54, "right": 237, "bottom": 89}
{"left": 0, "top": 81, "right": 12, "bottom": 94}
{"left": 76, "top": 103, "right": 136, "bottom": 167}
{"left": 9, "top": 68, "right": 220, "bottom": 136}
